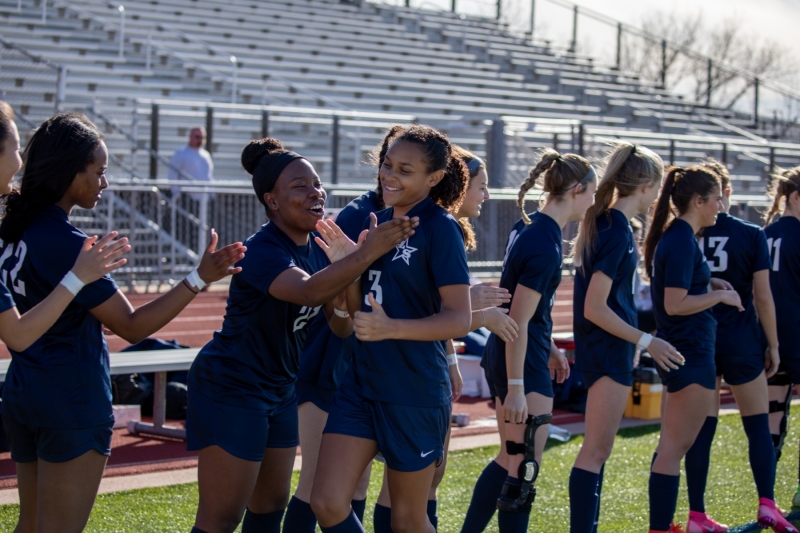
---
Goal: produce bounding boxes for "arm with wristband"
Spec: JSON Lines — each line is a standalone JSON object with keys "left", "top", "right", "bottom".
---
{"left": 0, "top": 232, "right": 130, "bottom": 352}
{"left": 89, "top": 229, "right": 245, "bottom": 345}
{"left": 584, "top": 269, "right": 685, "bottom": 372}
{"left": 503, "top": 284, "right": 539, "bottom": 425}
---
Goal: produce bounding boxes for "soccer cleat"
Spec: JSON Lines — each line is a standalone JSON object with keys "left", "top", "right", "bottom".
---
{"left": 758, "top": 498, "right": 798, "bottom": 533}
{"left": 686, "top": 511, "right": 728, "bottom": 533}
{"left": 648, "top": 522, "right": 686, "bottom": 533}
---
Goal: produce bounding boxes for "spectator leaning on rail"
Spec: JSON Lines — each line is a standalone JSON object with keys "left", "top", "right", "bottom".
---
{"left": 169, "top": 126, "right": 214, "bottom": 201}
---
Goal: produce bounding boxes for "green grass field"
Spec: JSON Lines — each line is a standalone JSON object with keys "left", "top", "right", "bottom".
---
{"left": 2, "top": 411, "right": 800, "bottom": 532}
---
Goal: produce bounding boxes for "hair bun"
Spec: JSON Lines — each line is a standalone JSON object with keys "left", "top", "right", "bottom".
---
{"left": 241, "top": 137, "right": 284, "bottom": 175}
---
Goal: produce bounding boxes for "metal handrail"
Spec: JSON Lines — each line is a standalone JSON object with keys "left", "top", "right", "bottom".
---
{"left": 0, "top": 36, "right": 63, "bottom": 72}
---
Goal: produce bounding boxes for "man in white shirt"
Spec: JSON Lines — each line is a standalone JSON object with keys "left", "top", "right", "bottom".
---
{"left": 169, "top": 127, "right": 213, "bottom": 200}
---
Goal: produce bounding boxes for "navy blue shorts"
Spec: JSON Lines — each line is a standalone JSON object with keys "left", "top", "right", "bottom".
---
{"left": 716, "top": 354, "right": 764, "bottom": 386}
{"left": 1, "top": 415, "right": 113, "bottom": 464}
{"left": 656, "top": 364, "right": 717, "bottom": 393}
{"left": 485, "top": 364, "right": 554, "bottom": 403}
{"left": 777, "top": 359, "right": 800, "bottom": 385}
{"left": 582, "top": 370, "right": 634, "bottom": 389}
{"left": 186, "top": 390, "right": 298, "bottom": 461}
{"left": 324, "top": 386, "right": 450, "bottom": 473}
{"left": 296, "top": 379, "right": 336, "bottom": 413}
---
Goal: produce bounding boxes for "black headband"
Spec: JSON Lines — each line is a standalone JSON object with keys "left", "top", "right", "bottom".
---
{"left": 466, "top": 156, "right": 484, "bottom": 177}
{"left": 253, "top": 150, "right": 306, "bottom": 207}
{"left": 559, "top": 166, "right": 597, "bottom": 195}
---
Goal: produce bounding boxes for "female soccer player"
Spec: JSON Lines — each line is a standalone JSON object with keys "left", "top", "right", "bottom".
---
{"left": 680, "top": 160, "right": 791, "bottom": 533}
{"left": 569, "top": 143, "right": 684, "bottom": 533}
{"left": 763, "top": 166, "right": 800, "bottom": 516}
{"left": 371, "top": 145, "right": 519, "bottom": 533}
{"left": 462, "top": 149, "right": 597, "bottom": 533}
{"left": 186, "top": 137, "right": 418, "bottom": 533}
{"left": 0, "top": 103, "right": 129, "bottom": 353}
{"left": 310, "top": 125, "right": 472, "bottom": 533}
{"left": 0, "top": 112, "right": 244, "bottom": 533}
{"left": 643, "top": 166, "right": 744, "bottom": 533}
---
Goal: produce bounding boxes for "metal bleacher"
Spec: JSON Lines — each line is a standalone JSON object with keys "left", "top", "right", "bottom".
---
{"left": 1, "top": 0, "right": 800, "bottom": 283}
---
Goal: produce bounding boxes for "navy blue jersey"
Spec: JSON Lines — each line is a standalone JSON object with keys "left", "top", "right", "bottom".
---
{"left": 349, "top": 196, "right": 470, "bottom": 408}
{"left": 484, "top": 212, "right": 563, "bottom": 380}
{"left": 189, "top": 221, "right": 330, "bottom": 409}
{"left": 764, "top": 216, "right": 800, "bottom": 362}
{"left": 0, "top": 205, "right": 119, "bottom": 429}
{"left": 574, "top": 209, "right": 638, "bottom": 372}
{"left": 700, "top": 212, "right": 770, "bottom": 358}
{"left": 650, "top": 219, "right": 716, "bottom": 363}
{"left": 0, "top": 279, "right": 14, "bottom": 314}
{"left": 297, "top": 191, "right": 381, "bottom": 390}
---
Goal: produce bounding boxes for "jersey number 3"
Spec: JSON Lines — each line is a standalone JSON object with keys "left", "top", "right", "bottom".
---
{"left": 766, "top": 238, "right": 782, "bottom": 271}
{"left": 700, "top": 236, "right": 729, "bottom": 272}
{"left": 364, "top": 270, "right": 383, "bottom": 306}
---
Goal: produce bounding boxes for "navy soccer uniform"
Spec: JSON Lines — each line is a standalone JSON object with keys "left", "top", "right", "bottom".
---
{"left": 324, "top": 196, "right": 469, "bottom": 472}
{"left": 187, "top": 221, "right": 330, "bottom": 461}
{"left": 574, "top": 209, "right": 638, "bottom": 388}
{"left": 0, "top": 205, "right": 118, "bottom": 463}
{"left": 764, "top": 216, "right": 800, "bottom": 383}
{"left": 700, "top": 212, "right": 771, "bottom": 385}
{"left": 296, "top": 190, "right": 381, "bottom": 411}
{"left": 483, "top": 211, "right": 563, "bottom": 401}
{"left": 650, "top": 219, "right": 716, "bottom": 392}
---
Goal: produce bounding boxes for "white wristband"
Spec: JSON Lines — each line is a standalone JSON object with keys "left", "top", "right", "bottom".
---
{"left": 446, "top": 353, "right": 458, "bottom": 366}
{"left": 508, "top": 378, "right": 524, "bottom": 387}
{"left": 60, "top": 271, "right": 85, "bottom": 296}
{"left": 637, "top": 332, "right": 653, "bottom": 350}
{"left": 334, "top": 308, "right": 350, "bottom": 318}
{"left": 186, "top": 268, "right": 207, "bottom": 291}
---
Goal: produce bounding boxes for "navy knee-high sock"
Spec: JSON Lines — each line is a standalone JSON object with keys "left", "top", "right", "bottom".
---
{"left": 593, "top": 463, "right": 605, "bottom": 533}
{"left": 242, "top": 508, "right": 284, "bottom": 533}
{"left": 283, "top": 496, "right": 317, "bottom": 533}
{"left": 569, "top": 467, "right": 601, "bottom": 533}
{"left": 320, "top": 509, "right": 365, "bottom": 533}
{"left": 190, "top": 528, "right": 209, "bottom": 533}
{"left": 685, "top": 416, "right": 718, "bottom": 513}
{"left": 428, "top": 499, "right": 438, "bottom": 530}
{"left": 373, "top": 503, "right": 393, "bottom": 533}
{"left": 351, "top": 499, "right": 367, "bottom": 524}
{"left": 461, "top": 460, "right": 508, "bottom": 533}
{"left": 497, "top": 477, "right": 530, "bottom": 533}
{"left": 649, "top": 472, "right": 680, "bottom": 531}
{"left": 742, "top": 414, "right": 777, "bottom": 500}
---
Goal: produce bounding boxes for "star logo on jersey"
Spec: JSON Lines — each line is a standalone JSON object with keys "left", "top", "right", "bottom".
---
{"left": 392, "top": 239, "right": 417, "bottom": 265}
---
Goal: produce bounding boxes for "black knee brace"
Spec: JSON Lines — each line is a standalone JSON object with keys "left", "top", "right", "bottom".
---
{"left": 496, "top": 413, "right": 552, "bottom": 514}
{"left": 768, "top": 372, "right": 793, "bottom": 461}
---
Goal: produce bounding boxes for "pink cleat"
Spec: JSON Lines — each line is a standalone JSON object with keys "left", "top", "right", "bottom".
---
{"left": 758, "top": 498, "right": 798, "bottom": 533}
{"left": 686, "top": 511, "right": 728, "bottom": 533}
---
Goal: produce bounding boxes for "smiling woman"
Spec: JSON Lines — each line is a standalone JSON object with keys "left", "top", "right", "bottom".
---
{"left": 184, "top": 136, "right": 419, "bottom": 533}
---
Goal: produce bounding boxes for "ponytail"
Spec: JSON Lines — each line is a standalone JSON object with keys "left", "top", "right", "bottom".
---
{"left": 518, "top": 148, "right": 592, "bottom": 225}
{"left": 764, "top": 166, "right": 800, "bottom": 225}
{"left": 431, "top": 153, "right": 469, "bottom": 211}
{"left": 0, "top": 113, "right": 103, "bottom": 243}
{"left": 574, "top": 142, "right": 663, "bottom": 268}
{"left": 644, "top": 165, "right": 720, "bottom": 278}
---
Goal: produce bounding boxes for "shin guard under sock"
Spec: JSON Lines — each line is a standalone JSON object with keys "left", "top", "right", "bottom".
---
{"left": 742, "top": 414, "right": 777, "bottom": 500}
{"left": 649, "top": 472, "right": 680, "bottom": 531}
{"left": 460, "top": 460, "right": 508, "bottom": 533}
{"left": 685, "top": 416, "right": 718, "bottom": 513}
{"left": 569, "top": 467, "right": 601, "bottom": 533}
{"left": 351, "top": 499, "right": 367, "bottom": 524}
{"left": 427, "top": 499, "right": 438, "bottom": 530}
{"left": 593, "top": 463, "right": 605, "bottom": 533}
{"left": 373, "top": 503, "right": 393, "bottom": 533}
{"left": 282, "top": 496, "right": 317, "bottom": 533}
{"left": 242, "top": 508, "right": 284, "bottom": 533}
{"left": 320, "top": 509, "right": 365, "bottom": 533}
